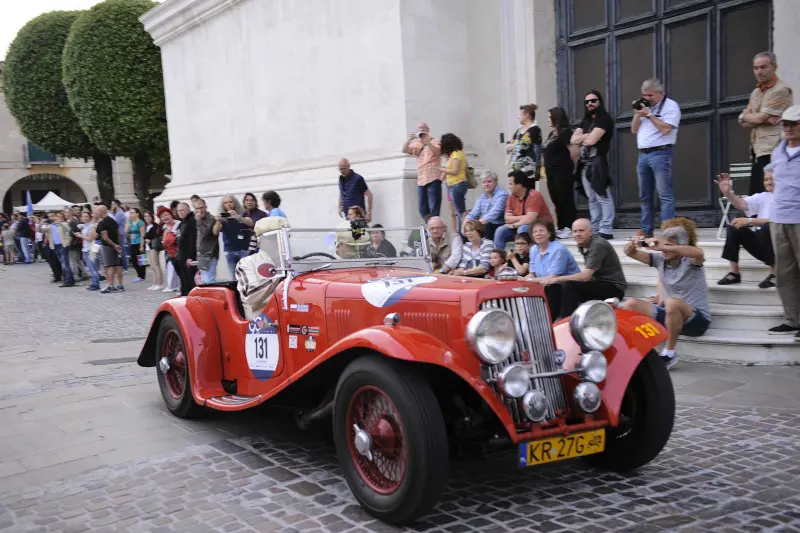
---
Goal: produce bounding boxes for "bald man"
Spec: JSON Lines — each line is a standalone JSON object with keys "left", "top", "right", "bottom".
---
{"left": 532, "top": 219, "right": 626, "bottom": 319}
{"left": 337, "top": 158, "right": 373, "bottom": 222}
{"left": 94, "top": 204, "right": 124, "bottom": 293}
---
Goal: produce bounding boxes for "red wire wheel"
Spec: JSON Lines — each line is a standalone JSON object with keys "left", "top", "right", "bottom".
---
{"left": 161, "top": 329, "right": 187, "bottom": 400}
{"left": 345, "top": 385, "right": 408, "bottom": 494}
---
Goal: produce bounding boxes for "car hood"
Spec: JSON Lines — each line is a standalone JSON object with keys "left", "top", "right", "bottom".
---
{"left": 305, "top": 267, "right": 542, "bottom": 304}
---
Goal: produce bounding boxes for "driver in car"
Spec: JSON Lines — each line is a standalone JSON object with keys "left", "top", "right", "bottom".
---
{"left": 335, "top": 223, "right": 371, "bottom": 260}
{"left": 235, "top": 217, "right": 290, "bottom": 319}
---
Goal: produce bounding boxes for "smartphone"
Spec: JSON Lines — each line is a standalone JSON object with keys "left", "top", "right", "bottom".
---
{"left": 220, "top": 212, "right": 230, "bottom": 218}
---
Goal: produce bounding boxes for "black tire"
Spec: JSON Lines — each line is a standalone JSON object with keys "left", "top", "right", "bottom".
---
{"left": 333, "top": 356, "right": 448, "bottom": 525}
{"left": 585, "top": 350, "right": 675, "bottom": 472}
{"left": 155, "top": 315, "right": 202, "bottom": 419}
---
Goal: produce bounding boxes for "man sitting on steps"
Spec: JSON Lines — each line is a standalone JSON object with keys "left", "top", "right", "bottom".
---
{"left": 622, "top": 217, "right": 712, "bottom": 370}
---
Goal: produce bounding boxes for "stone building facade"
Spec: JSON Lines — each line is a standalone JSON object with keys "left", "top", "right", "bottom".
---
{"left": 141, "top": 0, "right": 795, "bottom": 228}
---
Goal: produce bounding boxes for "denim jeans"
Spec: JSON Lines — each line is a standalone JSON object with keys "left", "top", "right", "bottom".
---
{"left": 226, "top": 250, "right": 249, "bottom": 279}
{"left": 494, "top": 224, "right": 531, "bottom": 250}
{"left": 581, "top": 172, "right": 615, "bottom": 235}
{"left": 119, "top": 233, "right": 129, "bottom": 270}
{"left": 448, "top": 181, "right": 468, "bottom": 234}
{"left": 637, "top": 146, "right": 675, "bottom": 235}
{"left": 200, "top": 257, "right": 218, "bottom": 284}
{"left": 69, "top": 248, "right": 85, "bottom": 279}
{"left": 54, "top": 244, "right": 74, "bottom": 284}
{"left": 418, "top": 181, "right": 442, "bottom": 220}
{"left": 83, "top": 250, "right": 100, "bottom": 287}
{"left": 18, "top": 237, "right": 32, "bottom": 263}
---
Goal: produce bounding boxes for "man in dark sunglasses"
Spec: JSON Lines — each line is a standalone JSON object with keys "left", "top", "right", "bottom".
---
{"left": 571, "top": 90, "right": 615, "bottom": 239}
{"left": 766, "top": 106, "right": 800, "bottom": 339}
{"left": 631, "top": 78, "right": 681, "bottom": 238}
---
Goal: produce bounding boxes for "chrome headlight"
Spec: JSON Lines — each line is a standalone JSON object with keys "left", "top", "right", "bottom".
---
{"left": 496, "top": 364, "right": 530, "bottom": 398}
{"left": 578, "top": 351, "right": 608, "bottom": 383}
{"left": 569, "top": 300, "right": 617, "bottom": 351}
{"left": 574, "top": 382, "right": 602, "bottom": 413}
{"left": 466, "top": 309, "right": 516, "bottom": 364}
{"left": 521, "top": 389, "right": 548, "bottom": 422}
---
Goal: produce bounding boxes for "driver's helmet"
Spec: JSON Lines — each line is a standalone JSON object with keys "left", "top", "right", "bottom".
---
{"left": 335, "top": 222, "right": 370, "bottom": 259}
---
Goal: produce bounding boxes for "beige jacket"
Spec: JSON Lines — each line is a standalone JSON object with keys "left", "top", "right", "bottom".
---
{"left": 747, "top": 78, "right": 793, "bottom": 157}
{"left": 47, "top": 222, "right": 73, "bottom": 249}
{"left": 235, "top": 250, "right": 282, "bottom": 319}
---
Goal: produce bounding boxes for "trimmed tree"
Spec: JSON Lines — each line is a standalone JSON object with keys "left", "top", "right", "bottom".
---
{"left": 2, "top": 11, "right": 115, "bottom": 203}
{"left": 62, "top": 0, "right": 168, "bottom": 211}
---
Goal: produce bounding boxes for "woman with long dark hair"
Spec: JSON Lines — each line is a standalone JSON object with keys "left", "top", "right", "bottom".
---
{"left": 543, "top": 106, "right": 578, "bottom": 239}
{"left": 439, "top": 133, "right": 468, "bottom": 235}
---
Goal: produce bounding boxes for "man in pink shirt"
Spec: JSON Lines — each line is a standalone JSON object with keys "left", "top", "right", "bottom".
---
{"left": 403, "top": 121, "right": 442, "bottom": 221}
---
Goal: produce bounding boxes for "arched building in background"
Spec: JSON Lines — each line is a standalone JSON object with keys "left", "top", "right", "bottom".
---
{"left": 0, "top": 61, "right": 136, "bottom": 214}
{"left": 141, "top": 0, "right": 795, "bottom": 228}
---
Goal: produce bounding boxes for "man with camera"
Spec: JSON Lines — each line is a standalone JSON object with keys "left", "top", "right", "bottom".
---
{"left": 631, "top": 78, "right": 681, "bottom": 238}
{"left": 403, "top": 122, "right": 442, "bottom": 221}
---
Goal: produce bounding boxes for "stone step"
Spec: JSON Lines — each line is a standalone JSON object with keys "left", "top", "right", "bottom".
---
{"left": 574, "top": 255, "right": 771, "bottom": 284}
{"left": 625, "top": 276, "right": 781, "bottom": 307}
{"left": 708, "top": 304, "right": 786, "bottom": 332}
{"left": 676, "top": 328, "right": 800, "bottom": 366}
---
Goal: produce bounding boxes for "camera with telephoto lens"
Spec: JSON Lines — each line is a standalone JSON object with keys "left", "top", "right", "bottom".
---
{"left": 632, "top": 97, "right": 650, "bottom": 111}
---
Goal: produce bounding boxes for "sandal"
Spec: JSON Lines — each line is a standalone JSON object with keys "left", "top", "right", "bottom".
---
{"left": 758, "top": 273, "right": 776, "bottom": 289}
{"left": 717, "top": 272, "right": 741, "bottom": 285}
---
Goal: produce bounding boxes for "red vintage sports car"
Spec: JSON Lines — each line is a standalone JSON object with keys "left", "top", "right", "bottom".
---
{"left": 138, "top": 225, "right": 674, "bottom": 525}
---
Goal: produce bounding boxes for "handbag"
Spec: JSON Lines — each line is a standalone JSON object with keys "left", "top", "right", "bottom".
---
{"left": 465, "top": 164, "right": 478, "bottom": 189}
{"left": 136, "top": 253, "right": 149, "bottom": 266}
{"left": 151, "top": 236, "right": 163, "bottom": 251}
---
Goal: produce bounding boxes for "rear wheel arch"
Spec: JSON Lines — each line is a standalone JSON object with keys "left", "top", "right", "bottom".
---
{"left": 138, "top": 310, "right": 173, "bottom": 367}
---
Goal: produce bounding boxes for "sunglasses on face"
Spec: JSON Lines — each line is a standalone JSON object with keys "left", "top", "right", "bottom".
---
{"left": 585, "top": 98, "right": 599, "bottom": 104}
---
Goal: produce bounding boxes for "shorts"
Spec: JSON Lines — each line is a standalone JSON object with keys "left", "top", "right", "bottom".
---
{"left": 101, "top": 245, "right": 121, "bottom": 267}
{"left": 653, "top": 304, "right": 711, "bottom": 337}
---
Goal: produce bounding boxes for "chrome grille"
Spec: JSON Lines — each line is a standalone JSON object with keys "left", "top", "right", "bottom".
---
{"left": 481, "top": 297, "right": 568, "bottom": 424}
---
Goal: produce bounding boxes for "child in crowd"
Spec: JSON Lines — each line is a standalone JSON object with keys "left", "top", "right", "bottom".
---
{"left": 486, "top": 249, "right": 517, "bottom": 279}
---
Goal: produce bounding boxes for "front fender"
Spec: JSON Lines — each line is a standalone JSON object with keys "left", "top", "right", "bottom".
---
{"left": 137, "top": 297, "right": 225, "bottom": 403}
{"left": 554, "top": 308, "right": 668, "bottom": 426}
{"left": 295, "top": 325, "right": 522, "bottom": 436}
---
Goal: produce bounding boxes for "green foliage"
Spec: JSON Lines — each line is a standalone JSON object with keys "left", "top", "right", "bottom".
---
{"left": 2, "top": 11, "right": 95, "bottom": 159}
{"left": 62, "top": 0, "right": 168, "bottom": 159}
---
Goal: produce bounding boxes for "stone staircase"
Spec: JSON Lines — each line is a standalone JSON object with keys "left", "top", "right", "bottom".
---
{"left": 561, "top": 230, "right": 800, "bottom": 365}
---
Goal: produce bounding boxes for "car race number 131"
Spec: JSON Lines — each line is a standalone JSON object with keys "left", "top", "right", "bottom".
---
{"left": 246, "top": 314, "right": 280, "bottom": 379}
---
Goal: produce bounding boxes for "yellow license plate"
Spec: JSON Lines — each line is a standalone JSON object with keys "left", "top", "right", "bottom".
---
{"left": 518, "top": 429, "right": 605, "bottom": 467}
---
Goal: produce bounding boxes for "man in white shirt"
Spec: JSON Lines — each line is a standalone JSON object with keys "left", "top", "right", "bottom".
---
{"left": 715, "top": 166, "right": 776, "bottom": 288}
{"left": 631, "top": 78, "right": 681, "bottom": 237}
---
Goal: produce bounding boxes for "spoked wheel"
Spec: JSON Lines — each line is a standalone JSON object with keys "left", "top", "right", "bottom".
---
{"left": 584, "top": 350, "right": 675, "bottom": 472}
{"left": 334, "top": 356, "right": 448, "bottom": 525}
{"left": 155, "top": 316, "right": 201, "bottom": 418}
{"left": 346, "top": 386, "right": 408, "bottom": 495}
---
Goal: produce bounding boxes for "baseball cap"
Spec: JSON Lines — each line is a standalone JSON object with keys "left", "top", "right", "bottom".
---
{"left": 780, "top": 106, "right": 800, "bottom": 122}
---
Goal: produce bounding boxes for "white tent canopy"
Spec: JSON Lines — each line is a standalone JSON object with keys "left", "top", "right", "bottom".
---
{"left": 14, "top": 191, "right": 77, "bottom": 213}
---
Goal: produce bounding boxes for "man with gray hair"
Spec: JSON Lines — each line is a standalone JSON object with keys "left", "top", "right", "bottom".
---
{"left": 466, "top": 170, "right": 509, "bottom": 241}
{"left": 631, "top": 78, "right": 681, "bottom": 237}
{"left": 739, "top": 51, "right": 793, "bottom": 195}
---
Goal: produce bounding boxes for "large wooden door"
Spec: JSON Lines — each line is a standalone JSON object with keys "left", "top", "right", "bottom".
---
{"left": 556, "top": 0, "right": 771, "bottom": 227}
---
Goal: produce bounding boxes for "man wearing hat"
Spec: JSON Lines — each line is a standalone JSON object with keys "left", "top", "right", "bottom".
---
{"left": 235, "top": 217, "right": 290, "bottom": 319}
{"left": 767, "top": 106, "right": 800, "bottom": 338}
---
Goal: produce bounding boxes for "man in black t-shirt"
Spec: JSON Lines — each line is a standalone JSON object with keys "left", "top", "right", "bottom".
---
{"left": 65, "top": 209, "right": 86, "bottom": 281}
{"left": 571, "top": 90, "right": 616, "bottom": 239}
{"left": 94, "top": 205, "right": 123, "bottom": 293}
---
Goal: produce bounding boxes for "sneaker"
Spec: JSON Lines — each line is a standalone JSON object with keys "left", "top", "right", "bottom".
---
{"left": 768, "top": 323, "right": 799, "bottom": 335}
{"left": 661, "top": 354, "right": 679, "bottom": 370}
{"left": 100, "top": 286, "right": 117, "bottom": 294}
{"left": 132, "top": 277, "right": 144, "bottom": 283}
{"left": 556, "top": 228, "right": 572, "bottom": 239}
{"left": 152, "top": 285, "right": 163, "bottom": 290}
{"left": 758, "top": 274, "right": 776, "bottom": 289}
{"left": 598, "top": 232, "right": 615, "bottom": 240}
{"left": 58, "top": 282, "right": 75, "bottom": 288}
{"left": 161, "top": 287, "right": 173, "bottom": 293}
{"left": 717, "top": 272, "right": 741, "bottom": 286}
{"left": 86, "top": 286, "right": 100, "bottom": 291}
{"left": 116, "top": 285, "right": 125, "bottom": 292}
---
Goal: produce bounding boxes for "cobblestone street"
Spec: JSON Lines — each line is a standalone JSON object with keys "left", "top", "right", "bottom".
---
{"left": 1, "top": 264, "right": 800, "bottom": 533}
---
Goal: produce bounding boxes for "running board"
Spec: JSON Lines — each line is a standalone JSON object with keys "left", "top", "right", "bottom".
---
{"left": 205, "top": 394, "right": 264, "bottom": 411}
